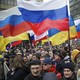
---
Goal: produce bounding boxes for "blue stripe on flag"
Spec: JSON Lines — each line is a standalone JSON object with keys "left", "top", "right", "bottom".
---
{"left": 19, "top": 6, "right": 68, "bottom": 23}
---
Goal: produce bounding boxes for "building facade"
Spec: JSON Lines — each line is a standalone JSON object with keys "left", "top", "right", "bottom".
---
{"left": 0, "top": 0, "right": 17, "bottom": 10}
{"left": 70, "top": 0, "right": 80, "bottom": 19}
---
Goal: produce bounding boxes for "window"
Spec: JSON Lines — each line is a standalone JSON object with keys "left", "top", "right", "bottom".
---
{"left": 0, "top": 0, "right": 17, "bottom": 10}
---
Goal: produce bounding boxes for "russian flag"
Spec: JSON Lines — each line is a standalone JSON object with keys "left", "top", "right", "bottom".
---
{"left": 29, "top": 31, "right": 47, "bottom": 44}
{"left": 0, "top": 15, "right": 32, "bottom": 37}
{"left": 74, "top": 19, "right": 80, "bottom": 38}
{"left": 17, "top": 0, "right": 69, "bottom": 35}
{"left": 0, "top": 7, "right": 32, "bottom": 37}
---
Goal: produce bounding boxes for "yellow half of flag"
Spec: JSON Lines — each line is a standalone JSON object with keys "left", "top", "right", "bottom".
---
{"left": 0, "top": 32, "right": 29, "bottom": 51}
{"left": 42, "top": 26, "right": 77, "bottom": 46}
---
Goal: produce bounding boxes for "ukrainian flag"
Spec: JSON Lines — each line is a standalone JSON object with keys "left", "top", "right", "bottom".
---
{"left": 0, "top": 32, "right": 29, "bottom": 51}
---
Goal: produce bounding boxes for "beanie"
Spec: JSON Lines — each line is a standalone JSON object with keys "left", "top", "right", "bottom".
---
{"left": 29, "top": 60, "right": 41, "bottom": 66}
{"left": 71, "top": 49, "right": 80, "bottom": 63}
{"left": 43, "top": 58, "right": 53, "bottom": 65}
{"left": 63, "top": 62, "right": 74, "bottom": 72}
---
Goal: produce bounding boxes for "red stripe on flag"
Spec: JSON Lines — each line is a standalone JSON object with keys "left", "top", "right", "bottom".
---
{"left": 27, "top": 18, "right": 69, "bottom": 35}
{"left": 0, "top": 22, "right": 31, "bottom": 37}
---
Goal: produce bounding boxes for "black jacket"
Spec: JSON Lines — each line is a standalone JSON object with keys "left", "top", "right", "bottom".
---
{"left": 60, "top": 74, "right": 77, "bottom": 80}
{"left": 7, "top": 66, "right": 30, "bottom": 80}
{"left": 24, "top": 73, "right": 42, "bottom": 80}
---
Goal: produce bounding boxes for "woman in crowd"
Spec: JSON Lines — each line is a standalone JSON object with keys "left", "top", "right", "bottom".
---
{"left": 7, "top": 55, "right": 30, "bottom": 80}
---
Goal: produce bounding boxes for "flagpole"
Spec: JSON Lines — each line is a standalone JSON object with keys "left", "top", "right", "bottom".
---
{"left": 28, "top": 33, "right": 33, "bottom": 54}
{"left": 68, "top": 29, "right": 71, "bottom": 54}
{"left": 46, "top": 35, "right": 52, "bottom": 51}
{"left": 46, "top": 34, "right": 53, "bottom": 58}
{"left": 67, "top": 0, "right": 71, "bottom": 54}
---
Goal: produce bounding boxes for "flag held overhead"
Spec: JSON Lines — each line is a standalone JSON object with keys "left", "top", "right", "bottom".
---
{"left": 17, "top": 0, "right": 69, "bottom": 35}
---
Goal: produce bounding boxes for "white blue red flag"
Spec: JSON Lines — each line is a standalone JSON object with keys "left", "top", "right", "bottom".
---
{"left": 17, "top": 0, "right": 69, "bottom": 35}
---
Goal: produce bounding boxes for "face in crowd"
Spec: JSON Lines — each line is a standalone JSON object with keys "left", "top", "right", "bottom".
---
{"left": 30, "top": 65, "right": 42, "bottom": 76}
{"left": 63, "top": 68, "right": 73, "bottom": 78}
{"left": 42, "top": 64, "right": 52, "bottom": 71}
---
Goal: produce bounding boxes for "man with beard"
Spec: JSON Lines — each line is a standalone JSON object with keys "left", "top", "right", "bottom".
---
{"left": 24, "top": 60, "right": 42, "bottom": 80}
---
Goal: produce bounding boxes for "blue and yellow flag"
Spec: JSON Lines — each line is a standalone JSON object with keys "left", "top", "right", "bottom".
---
{"left": 0, "top": 32, "right": 29, "bottom": 51}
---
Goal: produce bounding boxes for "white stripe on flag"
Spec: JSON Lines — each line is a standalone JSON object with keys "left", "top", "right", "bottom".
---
{"left": 17, "top": 0, "right": 67, "bottom": 10}
{"left": 74, "top": 19, "right": 80, "bottom": 25}
{"left": 34, "top": 31, "right": 48, "bottom": 41}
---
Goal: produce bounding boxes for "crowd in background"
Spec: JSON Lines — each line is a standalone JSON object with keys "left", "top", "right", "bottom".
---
{"left": 0, "top": 43, "right": 80, "bottom": 80}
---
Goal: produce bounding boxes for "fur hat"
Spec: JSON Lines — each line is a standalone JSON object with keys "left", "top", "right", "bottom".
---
{"left": 71, "top": 49, "right": 80, "bottom": 63}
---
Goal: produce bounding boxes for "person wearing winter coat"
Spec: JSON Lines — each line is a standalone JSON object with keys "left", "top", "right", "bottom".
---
{"left": 60, "top": 62, "right": 77, "bottom": 80}
{"left": 24, "top": 60, "right": 43, "bottom": 80}
{"left": 42, "top": 58, "right": 61, "bottom": 80}
{"left": 7, "top": 56, "right": 30, "bottom": 80}
{"left": 43, "top": 72, "right": 58, "bottom": 80}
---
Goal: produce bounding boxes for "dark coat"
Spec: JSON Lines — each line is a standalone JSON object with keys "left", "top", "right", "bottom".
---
{"left": 24, "top": 73, "right": 42, "bottom": 80}
{"left": 7, "top": 66, "right": 30, "bottom": 80}
{"left": 43, "top": 72, "right": 58, "bottom": 80}
{"left": 60, "top": 74, "right": 77, "bottom": 80}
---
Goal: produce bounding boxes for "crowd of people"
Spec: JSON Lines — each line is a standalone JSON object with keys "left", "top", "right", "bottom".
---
{"left": 0, "top": 43, "right": 80, "bottom": 80}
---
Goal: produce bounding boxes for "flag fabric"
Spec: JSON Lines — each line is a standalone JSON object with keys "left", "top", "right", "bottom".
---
{"left": 42, "top": 29, "right": 68, "bottom": 45}
{"left": 42, "top": 16, "right": 77, "bottom": 46}
{"left": 17, "top": 0, "right": 69, "bottom": 36}
{"left": 0, "top": 32, "right": 29, "bottom": 51}
{"left": 11, "top": 40, "right": 22, "bottom": 47}
{"left": 74, "top": 19, "right": 80, "bottom": 38}
{"left": 29, "top": 31, "right": 47, "bottom": 45}
{"left": 0, "top": 15, "right": 31, "bottom": 37}
{"left": 30, "top": 16, "right": 77, "bottom": 46}
{"left": 0, "top": 6, "right": 21, "bottom": 20}
{"left": 7, "top": 40, "right": 22, "bottom": 48}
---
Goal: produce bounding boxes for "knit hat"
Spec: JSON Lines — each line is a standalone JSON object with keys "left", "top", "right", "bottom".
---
{"left": 29, "top": 60, "right": 41, "bottom": 66}
{"left": 71, "top": 49, "right": 80, "bottom": 63}
{"left": 43, "top": 58, "right": 53, "bottom": 65}
{"left": 63, "top": 62, "right": 74, "bottom": 72}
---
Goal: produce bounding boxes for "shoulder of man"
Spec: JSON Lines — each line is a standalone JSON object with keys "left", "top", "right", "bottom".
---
{"left": 43, "top": 72, "right": 58, "bottom": 80}
{"left": 24, "top": 73, "right": 34, "bottom": 80}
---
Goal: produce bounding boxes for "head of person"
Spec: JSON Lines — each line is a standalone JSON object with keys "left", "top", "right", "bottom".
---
{"left": 54, "top": 52, "right": 64, "bottom": 62}
{"left": 23, "top": 56, "right": 28, "bottom": 63}
{"left": 11, "top": 56, "right": 26, "bottom": 69}
{"left": 4, "top": 54, "right": 9, "bottom": 62}
{"left": 28, "top": 54, "right": 33, "bottom": 61}
{"left": 63, "top": 62, "right": 75, "bottom": 79}
{"left": 29, "top": 60, "right": 42, "bottom": 76}
{"left": 42, "top": 58, "right": 53, "bottom": 71}
{"left": 71, "top": 49, "right": 80, "bottom": 63}
{"left": 16, "top": 52, "right": 22, "bottom": 58}
{"left": 40, "top": 55, "right": 45, "bottom": 64}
